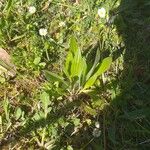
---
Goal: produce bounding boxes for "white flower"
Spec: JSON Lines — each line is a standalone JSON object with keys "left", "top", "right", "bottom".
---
{"left": 39, "top": 28, "right": 48, "bottom": 36}
{"left": 92, "top": 128, "right": 101, "bottom": 138}
{"left": 95, "top": 122, "right": 100, "bottom": 128}
{"left": 28, "top": 6, "right": 36, "bottom": 14}
{"left": 98, "top": 7, "right": 106, "bottom": 18}
{"left": 59, "top": 21, "right": 66, "bottom": 27}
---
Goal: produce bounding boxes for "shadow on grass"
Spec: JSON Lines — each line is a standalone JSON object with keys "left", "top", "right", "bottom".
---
{"left": 0, "top": 99, "right": 82, "bottom": 148}
{"left": 1, "top": 0, "right": 150, "bottom": 149}
{"left": 0, "top": 94, "right": 95, "bottom": 149}
{"left": 96, "top": 0, "right": 150, "bottom": 149}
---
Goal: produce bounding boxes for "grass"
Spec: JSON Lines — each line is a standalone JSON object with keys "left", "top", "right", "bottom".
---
{"left": 0, "top": 0, "right": 150, "bottom": 149}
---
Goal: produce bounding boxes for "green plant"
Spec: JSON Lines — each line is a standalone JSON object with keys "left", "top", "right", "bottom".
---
{"left": 31, "top": 91, "right": 55, "bottom": 149}
{"left": 45, "top": 36, "right": 112, "bottom": 100}
{"left": 3, "top": 98, "right": 11, "bottom": 128}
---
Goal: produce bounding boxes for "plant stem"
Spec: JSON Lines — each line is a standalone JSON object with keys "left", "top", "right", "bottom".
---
{"left": 41, "top": 127, "right": 46, "bottom": 147}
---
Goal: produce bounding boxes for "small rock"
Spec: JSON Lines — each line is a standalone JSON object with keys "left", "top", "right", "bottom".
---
{"left": 0, "top": 48, "right": 16, "bottom": 78}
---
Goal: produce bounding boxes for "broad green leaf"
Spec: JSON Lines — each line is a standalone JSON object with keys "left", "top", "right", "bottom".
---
{"left": 95, "top": 57, "right": 112, "bottom": 76}
{"left": 81, "top": 57, "right": 87, "bottom": 77}
{"left": 63, "top": 68, "right": 70, "bottom": 81}
{"left": 86, "top": 49, "right": 100, "bottom": 81}
{"left": 71, "top": 49, "right": 83, "bottom": 78}
{"left": 69, "top": 36, "right": 79, "bottom": 56}
{"left": 40, "top": 92, "right": 50, "bottom": 107}
{"left": 80, "top": 57, "right": 87, "bottom": 85}
{"left": 45, "top": 70, "right": 68, "bottom": 86}
{"left": 40, "top": 92, "right": 50, "bottom": 117}
{"left": 83, "top": 75, "right": 97, "bottom": 90}
{"left": 64, "top": 51, "right": 73, "bottom": 77}
{"left": 64, "top": 36, "right": 79, "bottom": 79}
{"left": 83, "top": 57, "right": 112, "bottom": 90}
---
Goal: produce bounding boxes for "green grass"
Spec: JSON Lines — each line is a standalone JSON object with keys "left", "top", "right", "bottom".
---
{"left": 0, "top": 0, "right": 150, "bottom": 149}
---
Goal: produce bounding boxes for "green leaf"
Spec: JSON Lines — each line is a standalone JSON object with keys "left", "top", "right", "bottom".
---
{"left": 40, "top": 92, "right": 50, "bottom": 107}
{"left": 84, "top": 105, "right": 97, "bottom": 116}
{"left": 33, "top": 113, "right": 41, "bottom": 121}
{"left": 83, "top": 75, "right": 97, "bottom": 90}
{"left": 39, "top": 62, "right": 46, "bottom": 67}
{"left": 15, "top": 108, "right": 22, "bottom": 120}
{"left": 64, "top": 52, "right": 73, "bottom": 78}
{"left": 65, "top": 36, "right": 86, "bottom": 82}
{"left": 45, "top": 70, "right": 68, "bottom": 86}
{"left": 72, "top": 118, "right": 80, "bottom": 126}
{"left": 40, "top": 92, "right": 50, "bottom": 117}
{"left": 70, "top": 36, "right": 79, "bottom": 56}
{"left": 67, "top": 145, "right": 73, "bottom": 150}
{"left": 70, "top": 48, "right": 83, "bottom": 78}
{"left": 95, "top": 57, "right": 112, "bottom": 76}
{"left": 3, "top": 98, "right": 10, "bottom": 122}
{"left": 80, "top": 57, "right": 87, "bottom": 85}
{"left": 83, "top": 57, "right": 112, "bottom": 90}
{"left": 86, "top": 49, "right": 100, "bottom": 81}
{"left": 33, "top": 57, "right": 41, "bottom": 65}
